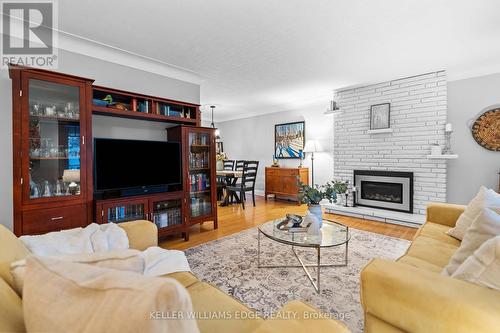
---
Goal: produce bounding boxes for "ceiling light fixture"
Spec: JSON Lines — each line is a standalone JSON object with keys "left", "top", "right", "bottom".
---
{"left": 210, "top": 105, "right": 220, "bottom": 139}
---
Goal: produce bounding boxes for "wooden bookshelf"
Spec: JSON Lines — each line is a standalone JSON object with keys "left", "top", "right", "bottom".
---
{"left": 167, "top": 125, "right": 218, "bottom": 237}
{"left": 92, "top": 86, "right": 200, "bottom": 125}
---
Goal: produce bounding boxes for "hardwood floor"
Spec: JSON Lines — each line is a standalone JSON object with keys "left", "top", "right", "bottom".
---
{"left": 159, "top": 196, "right": 417, "bottom": 250}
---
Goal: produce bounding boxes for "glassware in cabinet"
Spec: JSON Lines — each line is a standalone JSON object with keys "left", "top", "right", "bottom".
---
{"left": 27, "top": 78, "right": 83, "bottom": 200}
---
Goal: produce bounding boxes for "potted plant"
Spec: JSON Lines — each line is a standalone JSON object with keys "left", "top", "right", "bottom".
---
{"left": 297, "top": 181, "right": 337, "bottom": 225}
{"left": 332, "top": 180, "right": 349, "bottom": 207}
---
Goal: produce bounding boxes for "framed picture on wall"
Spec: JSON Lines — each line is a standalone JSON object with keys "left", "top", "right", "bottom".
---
{"left": 370, "top": 103, "right": 391, "bottom": 130}
{"left": 274, "top": 121, "right": 305, "bottom": 159}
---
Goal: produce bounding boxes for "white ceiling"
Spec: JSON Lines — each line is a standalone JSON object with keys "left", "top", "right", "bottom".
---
{"left": 57, "top": 0, "right": 500, "bottom": 121}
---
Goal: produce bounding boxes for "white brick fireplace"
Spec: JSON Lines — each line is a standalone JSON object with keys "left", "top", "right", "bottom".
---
{"left": 327, "top": 72, "right": 448, "bottom": 224}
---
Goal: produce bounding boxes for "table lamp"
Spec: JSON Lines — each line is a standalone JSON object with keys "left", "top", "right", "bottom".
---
{"left": 63, "top": 169, "right": 80, "bottom": 195}
{"left": 303, "top": 140, "right": 323, "bottom": 186}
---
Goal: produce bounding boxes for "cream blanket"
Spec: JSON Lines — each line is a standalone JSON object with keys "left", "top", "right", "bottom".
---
{"left": 18, "top": 223, "right": 191, "bottom": 277}
{"left": 19, "top": 223, "right": 129, "bottom": 256}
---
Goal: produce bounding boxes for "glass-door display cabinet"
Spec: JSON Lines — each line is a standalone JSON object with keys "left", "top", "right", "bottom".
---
{"left": 95, "top": 192, "right": 186, "bottom": 240}
{"left": 167, "top": 125, "right": 218, "bottom": 237}
{"left": 10, "top": 66, "right": 94, "bottom": 236}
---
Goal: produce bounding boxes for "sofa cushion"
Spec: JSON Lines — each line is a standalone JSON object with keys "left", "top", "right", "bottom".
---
{"left": 405, "top": 235, "right": 459, "bottom": 269}
{"left": 0, "top": 225, "right": 30, "bottom": 289}
{"left": 415, "top": 222, "right": 460, "bottom": 246}
{"left": 23, "top": 256, "right": 199, "bottom": 333}
{"left": 164, "top": 271, "right": 199, "bottom": 288}
{"left": 0, "top": 278, "right": 25, "bottom": 333}
{"left": 397, "top": 255, "right": 443, "bottom": 273}
{"left": 443, "top": 208, "right": 500, "bottom": 276}
{"left": 446, "top": 186, "right": 500, "bottom": 241}
{"left": 187, "top": 282, "right": 263, "bottom": 333}
{"left": 118, "top": 220, "right": 158, "bottom": 251}
{"left": 452, "top": 235, "right": 500, "bottom": 291}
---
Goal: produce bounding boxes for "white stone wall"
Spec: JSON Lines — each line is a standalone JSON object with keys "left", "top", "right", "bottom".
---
{"left": 333, "top": 72, "right": 447, "bottom": 215}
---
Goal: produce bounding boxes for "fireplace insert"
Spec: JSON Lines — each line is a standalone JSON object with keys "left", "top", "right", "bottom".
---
{"left": 354, "top": 170, "right": 413, "bottom": 213}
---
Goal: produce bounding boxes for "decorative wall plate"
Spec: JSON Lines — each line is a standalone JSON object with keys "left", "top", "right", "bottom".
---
{"left": 471, "top": 109, "right": 500, "bottom": 151}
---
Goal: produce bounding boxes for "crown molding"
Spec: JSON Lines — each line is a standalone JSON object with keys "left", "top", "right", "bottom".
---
{"left": 1, "top": 11, "right": 201, "bottom": 84}
{"left": 57, "top": 31, "right": 202, "bottom": 85}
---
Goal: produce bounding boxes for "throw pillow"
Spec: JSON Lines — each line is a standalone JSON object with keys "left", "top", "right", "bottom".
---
{"left": 452, "top": 235, "right": 500, "bottom": 291}
{"left": 10, "top": 249, "right": 144, "bottom": 295}
{"left": 22, "top": 256, "right": 199, "bottom": 333}
{"left": 443, "top": 208, "right": 500, "bottom": 276}
{"left": 446, "top": 186, "right": 500, "bottom": 240}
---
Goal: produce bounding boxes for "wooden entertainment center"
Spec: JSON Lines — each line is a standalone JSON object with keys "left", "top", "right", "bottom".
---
{"left": 9, "top": 65, "right": 217, "bottom": 240}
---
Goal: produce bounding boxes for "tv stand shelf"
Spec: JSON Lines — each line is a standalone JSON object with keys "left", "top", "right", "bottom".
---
{"left": 95, "top": 191, "right": 188, "bottom": 240}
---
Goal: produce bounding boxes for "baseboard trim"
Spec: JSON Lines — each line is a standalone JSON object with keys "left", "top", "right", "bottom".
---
{"left": 254, "top": 190, "right": 265, "bottom": 197}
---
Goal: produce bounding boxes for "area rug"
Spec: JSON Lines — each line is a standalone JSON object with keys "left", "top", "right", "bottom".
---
{"left": 185, "top": 226, "right": 411, "bottom": 332}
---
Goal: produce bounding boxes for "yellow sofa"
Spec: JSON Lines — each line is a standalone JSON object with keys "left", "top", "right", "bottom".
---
{"left": 0, "top": 220, "right": 349, "bottom": 333}
{"left": 361, "top": 203, "right": 500, "bottom": 333}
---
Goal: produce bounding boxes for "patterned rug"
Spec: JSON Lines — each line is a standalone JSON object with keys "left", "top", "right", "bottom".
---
{"left": 185, "top": 226, "right": 410, "bottom": 332}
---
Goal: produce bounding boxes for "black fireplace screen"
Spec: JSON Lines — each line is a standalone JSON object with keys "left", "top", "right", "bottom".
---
{"left": 360, "top": 181, "right": 403, "bottom": 204}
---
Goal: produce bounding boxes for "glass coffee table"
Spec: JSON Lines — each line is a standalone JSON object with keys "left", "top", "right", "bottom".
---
{"left": 258, "top": 218, "right": 350, "bottom": 293}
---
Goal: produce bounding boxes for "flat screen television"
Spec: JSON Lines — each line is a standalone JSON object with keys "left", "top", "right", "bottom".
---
{"left": 94, "top": 138, "right": 181, "bottom": 196}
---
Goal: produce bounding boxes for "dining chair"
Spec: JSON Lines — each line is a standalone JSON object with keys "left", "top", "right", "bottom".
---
{"left": 217, "top": 160, "right": 235, "bottom": 200}
{"left": 223, "top": 160, "right": 235, "bottom": 170}
{"left": 226, "top": 161, "right": 259, "bottom": 209}
{"left": 235, "top": 160, "right": 245, "bottom": 171}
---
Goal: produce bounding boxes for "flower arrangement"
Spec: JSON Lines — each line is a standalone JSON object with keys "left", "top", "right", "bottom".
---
{"left": 216, "top": 152, "right": 227, "bottom": 161}
{"left": 297, "top": 180, "right": 337, "bottom": 205}
{"left": 332, "top": 180, "right": 349, "bottom": 195}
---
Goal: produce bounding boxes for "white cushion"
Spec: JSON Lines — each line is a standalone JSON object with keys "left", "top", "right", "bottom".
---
{"left": 22, "top": 256, "right": 199, "bottom": 333}
{"left": 10, "top": 249, "right": 144, "bottom": 295}
{"left": 452, "top": 235, "right": 500, "bottom": 291}
{"left": 446, "top": 186, "right": 500, "bottom": 240}
{"left": 443, "top": 208, "right": 500, "bottom": 276}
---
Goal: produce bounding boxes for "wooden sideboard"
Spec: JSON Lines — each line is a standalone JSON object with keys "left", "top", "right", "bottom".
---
{"left": 265, "top": 167, "right": 309, "bottom": 204}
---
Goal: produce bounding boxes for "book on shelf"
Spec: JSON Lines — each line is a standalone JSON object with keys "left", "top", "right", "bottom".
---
{"left": 154, "top": 208, "right": 181, "bottom": 228}
{"left": 190, "top": 173, "right": 210, "bottom": 192}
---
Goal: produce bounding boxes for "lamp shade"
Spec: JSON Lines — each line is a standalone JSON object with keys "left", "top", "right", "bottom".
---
{"left": 303, "top": 140, "right": 323, "bottom": 153}
{"left": 62, "top": 169, "right": 80, "bottom": 183}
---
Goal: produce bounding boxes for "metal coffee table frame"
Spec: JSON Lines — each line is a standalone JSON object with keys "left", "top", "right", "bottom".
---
{"left": 257, "top": 219, "right": 349, "bottom": 293}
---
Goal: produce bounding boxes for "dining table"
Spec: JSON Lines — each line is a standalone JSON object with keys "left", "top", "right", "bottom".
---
{"left": 216, "top": 170, "right": 243, "bottom": 206}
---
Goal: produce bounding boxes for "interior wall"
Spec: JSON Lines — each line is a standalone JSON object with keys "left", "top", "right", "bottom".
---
{"left": 216, "top": 101, "right": 334, "bottom": 195}
{"left": 0, "top": 48, "right": 200, "bottom": 230}
{"left": 333, "top": 72, "right": 447, "bottom": 215}
{"left": 447, "top": 73, "right": 500, "bottom": 203}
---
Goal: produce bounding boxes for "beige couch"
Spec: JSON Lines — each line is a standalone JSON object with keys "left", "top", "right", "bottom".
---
{"left": 361, "top": 203, "right": 500, "bottom": 333}
{"left": 0, "top": 220, "right": 349, "bottom": 333}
